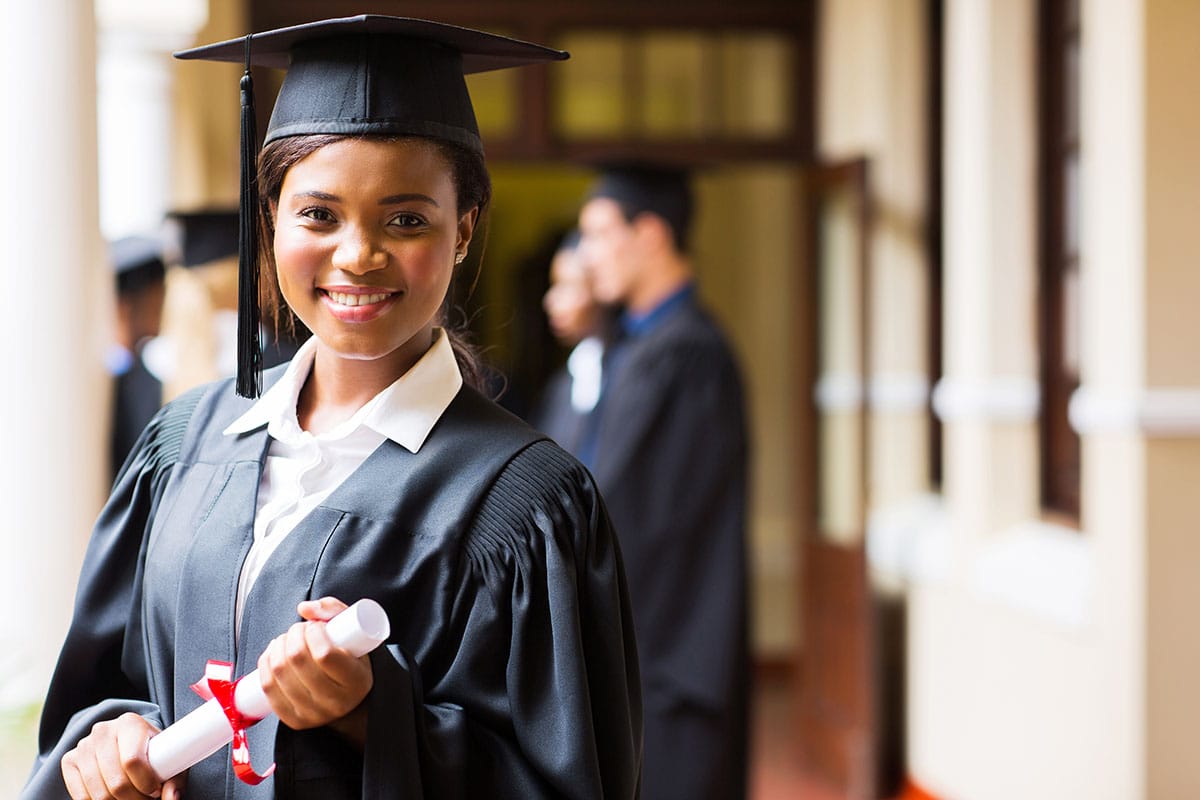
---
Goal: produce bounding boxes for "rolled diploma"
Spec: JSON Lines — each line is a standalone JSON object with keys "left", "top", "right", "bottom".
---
{"left": 147, "top": 598, "right": 390, "bottom": 781}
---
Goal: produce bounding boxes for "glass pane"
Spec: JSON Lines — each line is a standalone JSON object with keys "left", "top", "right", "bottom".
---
{"left": 639, "top": 32, "right": 711, "bottom": 137}
{"left": 1063, "top": 151, "right": 1080, "bottom": 258}
{"left": 1063, "top": 41, "right": 1079, "bottom": 143}
{"left": 554, "top": 32, "right": 629, "bottom": 137}
{"left": 1064, "top": 0, "right": 1081, "bottom": 31}
{"left": 719, "top": 32, "right": 793, "bottom": 138}
{"left": 815, "top": 184, "right": 865, "bottom": 544}
{"left": 1062, "top": 264, "right": 1080, "bottom": 380}
{"left": 466, "top": 69, "right": 518, "bottom": 139}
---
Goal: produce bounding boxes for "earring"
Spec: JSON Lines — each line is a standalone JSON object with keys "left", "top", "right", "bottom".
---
{"left": 455, "top": 252, "right": 466, "bottom": 264}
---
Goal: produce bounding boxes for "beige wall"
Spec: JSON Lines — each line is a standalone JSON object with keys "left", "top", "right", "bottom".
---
{"left": 875, "top": 0, "right": 1200, "bottom": 797}
{"left": 1141, "top": 1, "right": 1200, "bottom": 796}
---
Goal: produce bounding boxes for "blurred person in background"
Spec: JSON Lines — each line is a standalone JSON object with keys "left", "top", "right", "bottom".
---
{"left": 106, "top": 235, "right": 166, "bottom": 480}
{"left": 575, "top": 164, "right": 751, "bottom": 800}
{"left": 150, "top": 209, "right": 303, "bottom": 402}
{"left": 530, "top": 229, "right": 612, "bottom": 451}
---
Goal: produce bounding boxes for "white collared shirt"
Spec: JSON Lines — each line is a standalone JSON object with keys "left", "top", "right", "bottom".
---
{"left": 223, "top": 329, "right": 463, "bottom": 634}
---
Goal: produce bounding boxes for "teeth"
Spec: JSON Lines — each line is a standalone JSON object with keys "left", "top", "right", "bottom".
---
{"left": 327, "top": 291, "right": 390, "bottom": 307}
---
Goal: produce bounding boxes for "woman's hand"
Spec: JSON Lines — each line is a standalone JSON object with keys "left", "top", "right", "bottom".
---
{"left": 258, "top": 596, "right": 373, "bottom": 747}
{"left": 60, "top": 712, "right": 186, "bottom": 799}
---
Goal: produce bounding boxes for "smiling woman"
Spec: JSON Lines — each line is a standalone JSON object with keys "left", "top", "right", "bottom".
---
{"left": 24, "top": 16, "right": 641, "bottom": 800}
{"left": 266, "top": 138, "right": 469, "bottom": 432}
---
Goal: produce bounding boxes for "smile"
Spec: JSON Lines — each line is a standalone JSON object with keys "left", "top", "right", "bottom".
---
{"left": 324, "top": 290, "right": 394, "bottom": 307}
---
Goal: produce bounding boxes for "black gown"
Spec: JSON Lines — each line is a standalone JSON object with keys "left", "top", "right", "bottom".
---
{"left": 25, "top": 367, "right": 642, "bottom": 800}
{"left": 109, "top": 349, "right": 163, "bottom": 482}
{"left": 582, "top": 296, "right": 750, "bottom": 800}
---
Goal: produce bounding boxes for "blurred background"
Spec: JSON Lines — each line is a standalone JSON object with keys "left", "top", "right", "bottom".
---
{"left": 2, "top": 0, "right": 1198, "bottom": 798}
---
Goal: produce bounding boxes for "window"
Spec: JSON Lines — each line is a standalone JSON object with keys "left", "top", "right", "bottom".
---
{"left": 1038, "top": 0, "right": 1081, "bottom": 519}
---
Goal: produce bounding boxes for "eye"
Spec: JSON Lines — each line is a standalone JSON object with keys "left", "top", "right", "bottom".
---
{"left": 388, "top": 212, "right": 427, "bottom": 229}
{"left": 298, "top": 206, "right": 336, "bottom": 224}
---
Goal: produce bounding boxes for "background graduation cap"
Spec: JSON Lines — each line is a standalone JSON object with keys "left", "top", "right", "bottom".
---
{"left": 175, "top": 15, "right": 568, "bottom": 397}
{"left": 164, "top": 208, "right": 239, "bottom": 268}
{"left": 109, "top": 235, "right": 166, "bottom": 296}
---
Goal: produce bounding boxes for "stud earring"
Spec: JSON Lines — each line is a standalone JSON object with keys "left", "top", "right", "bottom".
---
{"left": 455, "top": 252, "right": 466, "bottom": 264}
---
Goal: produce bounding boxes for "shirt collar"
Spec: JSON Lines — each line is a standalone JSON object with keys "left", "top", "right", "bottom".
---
{"left": 621, "top": 282, "right": 695, "bottom": 337}
{"left": 223, "top": 329, "right": 463, "bottom": 453}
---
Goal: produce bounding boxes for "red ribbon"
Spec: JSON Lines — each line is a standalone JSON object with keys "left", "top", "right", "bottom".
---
{"left": 191, "top": 660, "right": 276, "bottom": 785}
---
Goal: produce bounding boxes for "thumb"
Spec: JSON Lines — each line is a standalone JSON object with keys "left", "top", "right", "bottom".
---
{"left": 297, "top": 596, "right": 349, "bottom": 622}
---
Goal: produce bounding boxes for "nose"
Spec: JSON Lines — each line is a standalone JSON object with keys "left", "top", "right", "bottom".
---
{"left": 332, "top": 226, "right": 388, "bottom": 274}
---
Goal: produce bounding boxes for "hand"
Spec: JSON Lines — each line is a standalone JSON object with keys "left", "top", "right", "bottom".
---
{"left": 60, "top": 712, "right": 187, "bottom": 799}
{"left": 258, "top": 596, "right": 373, "bottom": 746}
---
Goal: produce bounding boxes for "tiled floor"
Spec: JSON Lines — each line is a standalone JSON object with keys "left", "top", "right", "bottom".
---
{"left": 749, "top": 671, "right": 842, "bottom": 800}
{"left": 749, "top": 671, "right": 905, "bottom": 800}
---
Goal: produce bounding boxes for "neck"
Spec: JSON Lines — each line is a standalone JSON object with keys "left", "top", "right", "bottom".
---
{"left": 627, "top": 252, "right": 692, "bottom": 315}
{"left": 297, "top": 329, "right": 434, "bottom": 434}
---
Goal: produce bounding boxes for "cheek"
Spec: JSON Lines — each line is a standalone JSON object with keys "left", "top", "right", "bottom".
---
{"left": 273, "top": 230, "right": 323, "bottom": 295}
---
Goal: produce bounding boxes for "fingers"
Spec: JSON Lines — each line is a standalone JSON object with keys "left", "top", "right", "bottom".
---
{"left": 162, "top": 773, "right": 187, "bottom": 800}
{"left": 297, "top": 596, "right": 348, "bottom": 622}
{"left": 259, "top": 617, "right": 372, "bottom": 730}
{"left": 60, "top": 713, "right": 163, "bottom": 800}
{"left": 115, "top": 715, "right": 162, "bottom": 796}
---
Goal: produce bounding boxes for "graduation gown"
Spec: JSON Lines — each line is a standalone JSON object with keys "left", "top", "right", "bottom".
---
{"left": 529, "top": 368, "right": 585, "bottom": 454}
{"left": 25, "top": 370, "right": 642, "bottom": 799}
{"left": 584, "top": 298, "right": 750, "bottom": 800}
{"left": 109, "top": 350, "right": 163, "bottom": 481}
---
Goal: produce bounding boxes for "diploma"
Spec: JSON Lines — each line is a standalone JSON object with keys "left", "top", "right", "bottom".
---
{"left": 147, "top": 598, "right": 391, "bottom": 782}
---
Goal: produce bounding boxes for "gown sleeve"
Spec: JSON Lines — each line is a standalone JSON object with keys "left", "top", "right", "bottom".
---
{"left": 351, "top": 439, "right": 642, "bottom": 800}
{"left": 22, "top": 388, "right": 204, "bottom": 800}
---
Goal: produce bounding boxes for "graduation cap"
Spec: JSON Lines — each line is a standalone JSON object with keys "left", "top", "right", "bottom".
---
{"left": 586, "top": 162, "right": 695, "bottom": 251}
{"left": 175, "top": 15, "right": 568, "bottom": 397}
{"left": 109, "top": 235, "right": 166, "bottom": 296}
{"left": 165, "top": 208, "right": 240, "bottom": 268}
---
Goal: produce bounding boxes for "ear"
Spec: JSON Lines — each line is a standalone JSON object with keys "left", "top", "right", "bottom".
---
{"left": 457, "top": 206, "right": 480, "bottom": 252}
{"left": 632, "top": 211, "right": 672, "bottom": 252}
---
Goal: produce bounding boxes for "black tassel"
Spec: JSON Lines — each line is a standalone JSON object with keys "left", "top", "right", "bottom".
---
{"left": 236, "top": 34, "right": 263, "bottom": 398}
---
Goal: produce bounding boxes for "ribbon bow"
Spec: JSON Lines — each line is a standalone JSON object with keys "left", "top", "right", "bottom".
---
{"left": 191, "top": 660, "right": 276, "bottom": 785}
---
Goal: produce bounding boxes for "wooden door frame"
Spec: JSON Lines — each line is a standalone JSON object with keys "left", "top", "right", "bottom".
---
{"left": 795, "top": 156, "right": 877, "bottom": 798}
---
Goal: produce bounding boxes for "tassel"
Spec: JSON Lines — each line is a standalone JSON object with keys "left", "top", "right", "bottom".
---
{"left": 236, "top": 34, "right": 263, "bottom": 398}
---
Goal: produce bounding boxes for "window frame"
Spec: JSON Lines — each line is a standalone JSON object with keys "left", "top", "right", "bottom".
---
{"left": 1037, "top": 0, "right": 1082, "bottom": 521}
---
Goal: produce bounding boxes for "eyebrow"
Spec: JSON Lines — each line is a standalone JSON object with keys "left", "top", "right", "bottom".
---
{"left": 290, "top": 190, "right": 440, "bottom": 207}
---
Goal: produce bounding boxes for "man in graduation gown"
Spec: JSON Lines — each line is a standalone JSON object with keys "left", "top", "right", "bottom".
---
{"left": 574, "top": 165, "right": 751, "bottom": 800}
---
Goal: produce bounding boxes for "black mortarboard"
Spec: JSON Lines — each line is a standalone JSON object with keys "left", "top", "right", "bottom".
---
{"left": 175, "top": 15, "right": 568, "bottom": 397}
{"left": 109, "top": 236, "right": 166, "bottom": 295}
{"left": 165, "top": 209, "right": 240, "bottom": 267}
{"left": 587, "top": 164, "right": 694, "bottom": 251}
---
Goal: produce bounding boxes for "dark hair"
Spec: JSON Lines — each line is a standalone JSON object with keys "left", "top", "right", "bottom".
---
{"left": 587, "top": 165, "right": 693, "bottom": 252}
{"left": 256, "top": 133, "right": 491, "bottom": 389}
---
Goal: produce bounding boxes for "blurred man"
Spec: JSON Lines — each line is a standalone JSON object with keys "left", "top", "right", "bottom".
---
{"left": 106, "top": 235, "right": 166, "bottom": 479}
{"left": 575, "top": 165, "right": 751, "bottom": 800}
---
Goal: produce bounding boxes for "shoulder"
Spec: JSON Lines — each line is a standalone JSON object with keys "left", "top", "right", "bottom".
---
{"left": 463, "top": 437, "right": 602, "bottom": 569}
{"left": 630, "top": 302, "right": 743, "bottom": 385}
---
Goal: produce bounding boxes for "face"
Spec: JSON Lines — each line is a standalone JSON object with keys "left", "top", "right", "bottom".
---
{"left": 577, "top": 196, "right": 640, "bottom": 306}
{"left": 273, "top": 138, "right": 475, "bottom": 374}
{"left": 542, "top": 246, "right": 599, "bottom": 346}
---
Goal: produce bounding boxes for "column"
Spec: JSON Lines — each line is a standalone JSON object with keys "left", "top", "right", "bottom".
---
{"left": 0, "top": 2, "right": 109, "bottom": 788}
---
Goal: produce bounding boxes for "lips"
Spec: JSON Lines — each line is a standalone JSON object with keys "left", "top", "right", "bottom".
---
{"left": 318, "top": 287, "right": 400, "bottom": 322}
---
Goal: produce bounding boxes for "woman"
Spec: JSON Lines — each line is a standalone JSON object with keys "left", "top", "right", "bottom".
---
{"left": 25, "top": 16, "right": 641, "bottom": 800}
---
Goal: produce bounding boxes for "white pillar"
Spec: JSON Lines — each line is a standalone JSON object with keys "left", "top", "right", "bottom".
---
{"left": 0, "top": 0, "right": 109, "bottom": 714}
{"left": 95, "top": 0, "right": 211, "bottom": 236}
{"left": 97, "top": 29, "right": 179, "bottom": 239}
{"left": 934, "top": 0, "right": 1039, "bottom": 538}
